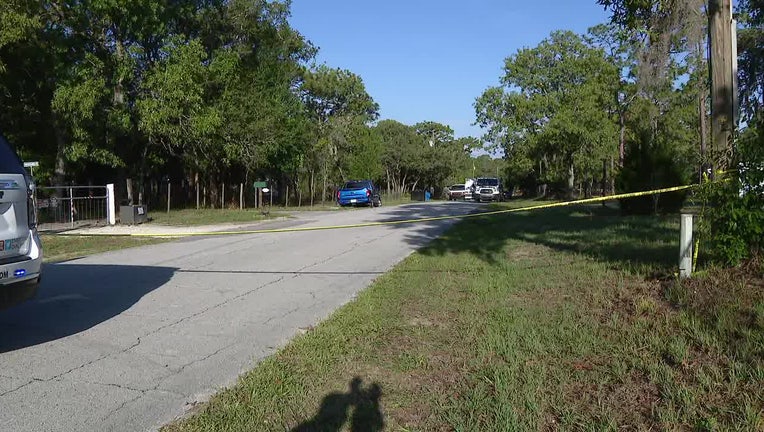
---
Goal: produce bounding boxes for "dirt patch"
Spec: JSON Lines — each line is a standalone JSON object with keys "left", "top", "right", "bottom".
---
{"left": 598, "top": 274, "right": 673, "bottom": 325}
{"left": 408, "top": 317, "right": 435, "bottom": 327}
{"left": 556, "top": 370, "right": 660, "bottom": 429}
{"left": 394, "top": 401, "right": 435, "bottom": 428}
{"left": 669, "top": 258, "right": 764, "bottom": 314}
{"left": 505, "top": 243, "right": 556, "bottom": 262}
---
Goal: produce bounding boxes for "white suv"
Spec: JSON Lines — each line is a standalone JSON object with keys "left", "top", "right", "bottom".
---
{"left": 0, "top": 134, "right": 42, "bottom": 310}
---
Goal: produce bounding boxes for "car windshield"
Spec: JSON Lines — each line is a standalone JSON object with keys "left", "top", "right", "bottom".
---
{"left": 0, "top": 134, "right": 25, "bottom": 174}
{"left": 451, "top": 185, "right": 464, "bottom": 190}
{"left": 343, "top": 181, "right": 370, "bottom": 190}
{"left": 476, "top": 178, "right": 499, "bottom": 187}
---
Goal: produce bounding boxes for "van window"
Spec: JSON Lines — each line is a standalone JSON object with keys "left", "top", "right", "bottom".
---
{"left": 0, "top": 135, "right": 25, "bottom": 174}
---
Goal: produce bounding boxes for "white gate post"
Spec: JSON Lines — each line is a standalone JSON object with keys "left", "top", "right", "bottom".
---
{"left": 679, "top": 213, "right": 693, "bottom": 278}
{"left": 106, "top": 183, "right": 116, "bottom": 225}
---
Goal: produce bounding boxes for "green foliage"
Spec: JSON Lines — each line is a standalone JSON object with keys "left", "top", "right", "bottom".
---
{"left": 699, "top": 118, "right": 764, "bottom": 265}
{"left": 0, "top": 4, "right": 41, "bottom": 72}
{"left": 617, "top": 127, "right": 690, "bottom": 214}
{"left": 475, "top": 30, "right": 619, "bottom": 197}
{"left": 738, "top": 0, "right": 764, "bottom": 121}
{"left": 345, "top": 125, "right": 383, "bottom": 181}
{"left": 138, "top": 38, "right": 222, "bottom": 168}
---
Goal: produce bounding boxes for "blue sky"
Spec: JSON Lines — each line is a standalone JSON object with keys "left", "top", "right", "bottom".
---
{"left": 289, "top": 1, "right": 610, "bottom": 140}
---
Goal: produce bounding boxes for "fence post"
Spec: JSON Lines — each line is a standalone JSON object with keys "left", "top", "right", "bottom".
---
{"left": 222, "top": 183, "right": 225, "bottom": 209}
{"left": 106, "top": 183, "right": 116, "bottom": 225}
{"left": 167, "top": 181, "right": 171, "bottom": 214}
{"left": 679, "top": 213, "right": 694, "bottom": 278}
{"left": 240, "top": 183, "right": 244, "bottom": 209}
{"left": 69, "top": 186, "right": 74, "bottom": 228}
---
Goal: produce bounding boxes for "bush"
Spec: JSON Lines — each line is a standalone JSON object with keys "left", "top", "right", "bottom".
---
{"left": 699, "top": 118, "right": 764, "bottom": 265}
{"left": 617, "top": 129, "right": 691, "bottom": 215}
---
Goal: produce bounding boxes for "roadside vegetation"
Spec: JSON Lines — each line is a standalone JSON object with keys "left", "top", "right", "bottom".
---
{"left": 164, "top": 201, "right": 764, "bottom": 431}
{"left": 41, "top": 235, "right": 167, "bottom": 263}
{"left": 147, "top": 208, "right": 280, "bottom": 227}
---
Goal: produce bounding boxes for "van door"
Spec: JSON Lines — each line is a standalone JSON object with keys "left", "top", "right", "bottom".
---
{"left": 0, "top": 136, "right": 31, "bottom": 261}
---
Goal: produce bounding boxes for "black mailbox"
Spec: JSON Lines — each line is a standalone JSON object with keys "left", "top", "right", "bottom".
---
{"left": 120, "top": 205, "right": 148, "bottom": 224}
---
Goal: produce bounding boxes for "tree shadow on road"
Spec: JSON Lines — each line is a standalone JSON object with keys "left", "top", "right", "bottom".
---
{"left": 378, "top": 202, "right": 678, "bottom": 273}
{"left": 291, "top": 377, "right": 384, "bottom": 432}
{"left": 0, "top": 263, "right": 176, "bottom": 352}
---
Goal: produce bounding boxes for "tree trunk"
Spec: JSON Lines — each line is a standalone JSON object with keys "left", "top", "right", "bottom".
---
{"left": 310, "top": 169, "right": 315, "bottom": 207}
{"left": 609, "top": 156, "right": 615, "bottom": 194}
{"left": 52, "top": 115, "right": 67, "bottom": 191}
{"left": 126, "top": 178, "right": 134, "bottom": 205}
{"left": 195, "top": 172, "right": 200, "bottom": 209}
{"left": 567, "top": 162, "right": 575, "bottom": 199}
{"left": 209, "top": 177, "right": 218, "bottom": 209}
{"left": 386, "top": 168, "right": 390, "bottom": 196}
{"left": 619, "top": 111, "right": 626, "bottom": 167}
{"left": 297, "top": 177, "right": 302, "bottom": 207}
{"left": 321, "top": 161, "right": 327, "bottom": 205}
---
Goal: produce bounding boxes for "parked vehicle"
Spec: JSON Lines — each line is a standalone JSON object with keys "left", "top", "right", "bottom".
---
{"left": 337, "top": 180, "right": 382, "bottom": 207}
{"left": 471, "top": 177, "right": 502, "bottom": 202}
{"left": 1, "top": 134, "right": 43, "bottom": 310}
{"left": 478, "top": 187, "right": 499, "bottom": 202}
{"left": 447, "top": 184, "right": 466, "bottom": 200}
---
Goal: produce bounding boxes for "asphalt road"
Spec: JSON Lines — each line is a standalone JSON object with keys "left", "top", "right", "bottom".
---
{"left": 0, "top": 201, "right": 479, "bottom": 432}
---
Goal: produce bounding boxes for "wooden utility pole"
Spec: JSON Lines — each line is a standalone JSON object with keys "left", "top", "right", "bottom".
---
{"left": 708, "top": 0, "right": 736, "bottom": 173}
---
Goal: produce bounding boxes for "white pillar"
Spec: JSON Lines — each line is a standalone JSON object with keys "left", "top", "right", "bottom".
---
{"left": 679, "top": 213, "right": 693, "bottom": 278}
{"left": 106, "top": 183, "right": 116, "bottom": 225}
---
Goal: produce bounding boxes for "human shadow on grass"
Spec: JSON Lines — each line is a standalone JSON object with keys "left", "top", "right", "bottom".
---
{"left": 377, "top": 201, "right": 678, "bottom": 273}
{"left": 291, "top": 377, "right": 384, "bottom": 432}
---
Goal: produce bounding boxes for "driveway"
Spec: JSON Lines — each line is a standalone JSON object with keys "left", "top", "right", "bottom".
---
{"left": 0, "top": 201, "right": 479, "bottom": 432}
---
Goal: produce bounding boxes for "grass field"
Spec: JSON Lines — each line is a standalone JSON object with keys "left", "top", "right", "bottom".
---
{"left": 148, "top": 208, "right": 281, "bottom": 226}
{"left": 163, "top": 202, "right": 764, "bottom": 431}
{"left": 145, "top": 201, "right": 762, "bottom": 430}
{"left": 41, "top": 234, "right": 167, "bottom": 263}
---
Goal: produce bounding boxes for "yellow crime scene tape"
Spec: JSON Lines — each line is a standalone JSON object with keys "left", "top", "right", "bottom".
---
{"left": 57, "top": 183, "right": 696, "bottom": 238}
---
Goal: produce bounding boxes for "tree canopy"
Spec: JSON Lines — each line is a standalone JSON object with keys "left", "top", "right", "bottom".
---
{"left": 0, "top": 0, "right": 487, "bottom": 206}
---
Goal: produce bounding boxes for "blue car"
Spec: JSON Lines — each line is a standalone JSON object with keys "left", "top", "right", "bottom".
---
{"left": 337, "top": 180, "right": 382, "bottom": 207}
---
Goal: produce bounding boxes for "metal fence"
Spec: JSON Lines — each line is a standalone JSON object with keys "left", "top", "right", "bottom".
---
{"left": 35, "top": 186, "right": 109, "bottom": 232}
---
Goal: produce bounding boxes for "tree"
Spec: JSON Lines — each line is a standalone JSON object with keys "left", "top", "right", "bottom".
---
{"left": 475, "top": 31, "right": 619, "bottom": 198}
{"left": 301, "top": 65, "right": 379, "bottom": 202}
{"left": 376, "top": 120, "right": 426, "bottom": 195}
{"left": 597, "top": 0, "right": 709, "bottom": 167}
{"left": 738, "top": 0, "right": 764, "bottom": 121}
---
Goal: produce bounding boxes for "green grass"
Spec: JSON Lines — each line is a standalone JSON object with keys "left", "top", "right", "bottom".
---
{"left": 148, "top": 208, "right": 281, "bottom": 226}
{"left": 41, "top": 234, "right": 167, "bottom": 263}
{"left": 164, "top": 201, "right": 764, "bottom": 431}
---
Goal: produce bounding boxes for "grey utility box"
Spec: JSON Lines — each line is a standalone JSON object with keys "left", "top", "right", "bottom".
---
{"left": 120, "top": 205, "right": 148, "bottom": 225}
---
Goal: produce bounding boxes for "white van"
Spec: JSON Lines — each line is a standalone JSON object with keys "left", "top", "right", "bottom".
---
{"left": 0, "top": 134, "right": 42, "bottom": 310}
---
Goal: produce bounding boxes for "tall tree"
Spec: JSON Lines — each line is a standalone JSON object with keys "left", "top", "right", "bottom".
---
{"left": 301, "top": 65, "right": 379, "bottom": 202}
{"left": 475, "top": 31, "right": 619, "bottom": 198}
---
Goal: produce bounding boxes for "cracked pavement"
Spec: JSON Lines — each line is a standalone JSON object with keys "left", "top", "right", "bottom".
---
{"left": 0, "top": 201, "right": 478, "bottom": 432}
